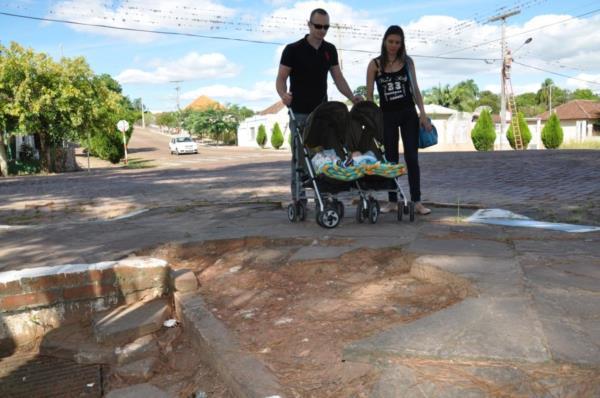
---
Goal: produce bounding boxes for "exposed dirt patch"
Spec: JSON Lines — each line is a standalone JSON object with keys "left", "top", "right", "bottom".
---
{"left": 144, "top": 237, "right": 465, "bottom": 397}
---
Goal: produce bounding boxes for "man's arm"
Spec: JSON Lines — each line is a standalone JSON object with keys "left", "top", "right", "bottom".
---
{"left": 330, "top": 65, "right": 362, "bottom": 104}
{"left": 276, "top": 64, "right": 293, "bottom": 106}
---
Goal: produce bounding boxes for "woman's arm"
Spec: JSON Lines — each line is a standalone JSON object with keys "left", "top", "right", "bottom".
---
{"left": 408, "top": 57, "right": 432, "bottom": 131}
{"left": 366, "top": 60, "right": 376, "bottom": 102}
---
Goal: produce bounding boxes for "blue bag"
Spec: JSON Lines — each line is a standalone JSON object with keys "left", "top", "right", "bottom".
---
{"left": 418, "top": 120, "right": 438, "bottom": 149}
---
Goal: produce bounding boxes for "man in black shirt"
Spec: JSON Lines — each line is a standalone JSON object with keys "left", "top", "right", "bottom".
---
{"left": 276, "top": 8, "right": 362, "bottom": 201}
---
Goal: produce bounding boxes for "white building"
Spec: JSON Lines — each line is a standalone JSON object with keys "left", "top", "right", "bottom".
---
{"left": 237, "top": 101, "right": 478, "bottom": 151}
{"left": 237, "top": 102, "right": 290, "bottom": 149}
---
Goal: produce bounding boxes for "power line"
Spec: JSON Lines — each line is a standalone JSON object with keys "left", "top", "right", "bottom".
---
{"left": 0, "top": 10, "right": 499, "bottom": 62}
{"left": 436, "top": 7, "right": 600, "bottom": 56}
{"left": 513, "top": 61, "right": 600, "bottom": 85}
{"left": 0, "top": 11, "right": 286, "bottom": 45}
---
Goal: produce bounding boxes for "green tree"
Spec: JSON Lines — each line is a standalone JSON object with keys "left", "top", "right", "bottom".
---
{"left": 470, "top": 109, "right": 496, "bottom": 151}
{"left": 355, "top": 85, "right": 379, "bottom": 103}
{"left": 156, "top": 112, "right": 178, "bottom": 133}
{"left": 506, "top": 112, "right": 532, "bottom": 149}
{"left": 256, "top": 124, "right": 267, "bottom": 148}
{"left": 516, "top": 92, "right": 544, "bottom": 117}
{"left": 424, "top": 84, "right": 453, "bottom": 108}
{"left": 541, "top": 113, "right": 563, "bottom": 149}
{"left": 536, "top": 78, "right": 568, "bottom": 111}
{"left": 476, "top": 90, "right": 500, "bottom": 114}
{"left": 0, "top": 42, "right": 137, "bottom": 170}
{"left": 451, "top": 79, "right": 479, "bottom": 111}
{"left": 271, "top": 122, "right": 284, "bottom": 149}
{"left": 570, "top": 88, "right": 600, "bottom": 101}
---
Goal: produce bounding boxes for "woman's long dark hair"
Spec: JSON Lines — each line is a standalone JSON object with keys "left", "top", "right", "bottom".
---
{"left": 379, "top": 25, "right": 406, "bottom": 69}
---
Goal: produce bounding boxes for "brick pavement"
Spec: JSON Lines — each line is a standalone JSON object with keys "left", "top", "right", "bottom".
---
{"left": 1, "top": 148, "right": 599, "bottom": 225}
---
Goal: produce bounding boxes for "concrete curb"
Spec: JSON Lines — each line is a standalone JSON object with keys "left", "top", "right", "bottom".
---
{"left": 174, "top": 292, "right": 283, "bottom": 398}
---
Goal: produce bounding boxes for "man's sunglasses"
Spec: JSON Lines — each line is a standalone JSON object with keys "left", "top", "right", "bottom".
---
{"left": 310, "top": 22, "right": 330, "bottom": 30}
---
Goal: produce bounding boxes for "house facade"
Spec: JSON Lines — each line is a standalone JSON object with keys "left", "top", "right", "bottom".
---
{"left": 531, "top": 100, "right": 600, "bottom": 145}
{"left": 237, "top": 102, "right": 290, "bottom": 149}
{"left": 237, "top": 101, "right": 475, "bottom": 151}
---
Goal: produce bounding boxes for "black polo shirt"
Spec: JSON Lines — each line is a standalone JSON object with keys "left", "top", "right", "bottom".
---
{"left": 280, "top": 35, "right": 339, "bottom": 114}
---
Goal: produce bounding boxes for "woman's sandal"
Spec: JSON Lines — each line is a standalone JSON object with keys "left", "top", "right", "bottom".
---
{"left": 415, "top": 202, "right": 431, "bottom": 215}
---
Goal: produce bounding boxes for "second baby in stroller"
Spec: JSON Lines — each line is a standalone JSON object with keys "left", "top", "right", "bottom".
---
{"left": 288, "top": 101, "right": 412, "bottom": 228}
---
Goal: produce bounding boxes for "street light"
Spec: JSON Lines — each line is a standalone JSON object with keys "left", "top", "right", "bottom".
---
{"left": 513, "top": 37, "right": 533, "bottom": 55}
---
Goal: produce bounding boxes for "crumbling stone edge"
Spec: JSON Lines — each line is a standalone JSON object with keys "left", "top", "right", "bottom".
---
{"left": 174, "top": 291, "right": 284, "bottom": 398}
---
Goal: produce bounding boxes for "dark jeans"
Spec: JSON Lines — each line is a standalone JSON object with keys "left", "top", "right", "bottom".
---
{"left": 290, "top": 113, "right": 309, "bottom": 200}
{"left": 383, "top": 108, "right": 421, "bottom": 203}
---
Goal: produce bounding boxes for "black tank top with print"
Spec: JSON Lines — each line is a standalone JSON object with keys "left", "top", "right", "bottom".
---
{"left": 374, "top": 59, "right": 414, "bottom": 112}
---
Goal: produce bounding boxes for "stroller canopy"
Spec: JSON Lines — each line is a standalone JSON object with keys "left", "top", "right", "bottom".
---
{"left": 349, "top": 101, "right": 384, "bottom": 158}
{"left": 302, "top": 101, "right": 385, "bottom": 159}
{"left": 303, "top": 101, "right": 357, "bottom": 157}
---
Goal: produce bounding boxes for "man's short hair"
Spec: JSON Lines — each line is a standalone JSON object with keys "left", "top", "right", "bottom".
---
{"left": 310, "top": 8, "right": 328, "bottom": 21}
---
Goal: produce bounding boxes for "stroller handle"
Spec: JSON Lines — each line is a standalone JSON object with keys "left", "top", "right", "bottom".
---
{"left": 287, "top": 106, "right": 296, "bottom": 122}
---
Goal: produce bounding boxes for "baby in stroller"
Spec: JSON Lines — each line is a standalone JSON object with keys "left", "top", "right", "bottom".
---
{"left": 287, "top": 101, "right": 412, "bottom": 228}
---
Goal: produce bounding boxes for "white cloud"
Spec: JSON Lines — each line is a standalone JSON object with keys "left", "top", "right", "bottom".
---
{"left": 116, "top": 52, "right": 241, "bottom": 84}
{"left": 566, "top": 74, "right": 600, "bottom": 90}
{"left": 48, "top": 0, "right": 237, "bottom": 43}
{"left": 182, "top": 81, "right": 275, "bottom": 104}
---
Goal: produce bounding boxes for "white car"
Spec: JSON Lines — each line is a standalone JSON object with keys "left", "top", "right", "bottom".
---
{"left": 169, "top": 136, "right": 198, "bottom": 155}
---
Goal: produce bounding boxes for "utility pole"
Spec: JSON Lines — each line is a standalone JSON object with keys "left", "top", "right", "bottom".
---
{"left": 489, "top": 9, "right": 520, "bottom": 150}
{"left": 548, "top": 84, "right": 553, "bottom": 113}
{"left": 169, "top": 80, "right": 183, "bottom": 133}
{"left": 140, "top": 97, "right": 145, "bottom": 128}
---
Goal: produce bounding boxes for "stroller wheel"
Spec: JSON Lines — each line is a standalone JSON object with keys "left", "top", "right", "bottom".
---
{"left": 397, "top": 202, "right": 403, "bottom": 221}
{"left": 287, "top": 203, "right": 297, "bottom": 222}
{"left": 403, "top": 203, "right": 410, "bottom": 215}
{"left": 409, "top": 202, "right": 415, "bottom": 222}
{"left": 319, "top": 207, "right": 341, "bottom": 229}
{"left": 297, "top": 201, "right": 307, "bottom": 221}
{"left": 368, "top": 199, "right": 380, "bottom": 224}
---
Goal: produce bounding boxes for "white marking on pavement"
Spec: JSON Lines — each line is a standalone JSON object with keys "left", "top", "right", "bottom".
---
{"left": 467, "top": 209, "right": 600, "bottom": 233}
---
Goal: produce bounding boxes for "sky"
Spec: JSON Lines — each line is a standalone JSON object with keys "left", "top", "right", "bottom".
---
{"left": 1, "top": 0, "right": 599, "bottom": 112}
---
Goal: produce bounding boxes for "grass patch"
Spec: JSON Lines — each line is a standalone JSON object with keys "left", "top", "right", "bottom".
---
{"left": 123, "top": 158, "right": 156, "bottom": 169}
{"left": 560, "top": 139, "right": 600, "bottom": 149}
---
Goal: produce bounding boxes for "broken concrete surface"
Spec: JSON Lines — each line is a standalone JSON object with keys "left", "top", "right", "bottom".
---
{"left": 93, "top": 298, "right": 170, "bottom": 345}
{"left": 114, "top": 357, "right": 158, "bottom": 381}
{"left": 170, "top": 268, "right": 199, "bottom": 293}
{"left": 115, "top": 334, "right": 160, "bottom": 365}
{"left": 175, "top": 291, "right": 283, "bottom": 398}
{"left": 105, "top": 383, "right": 168, "bottom": 398}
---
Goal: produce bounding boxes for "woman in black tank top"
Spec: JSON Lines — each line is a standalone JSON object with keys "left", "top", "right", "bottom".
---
{"left": 366, "top": 25, "right": 432, "bottom": 215}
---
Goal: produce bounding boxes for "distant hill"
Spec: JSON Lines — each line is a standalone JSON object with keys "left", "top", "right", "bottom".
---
{"left": 185, "top": 95, "right": 223, "bottom": 111}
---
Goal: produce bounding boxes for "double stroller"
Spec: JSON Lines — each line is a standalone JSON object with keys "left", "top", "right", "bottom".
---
{"left": 287, "top": 101, "right": 415, "bottom": 228}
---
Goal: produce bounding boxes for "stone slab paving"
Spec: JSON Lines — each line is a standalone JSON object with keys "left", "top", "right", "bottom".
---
{"left": 345, "top": 296, "right": 551, "bottom": 363}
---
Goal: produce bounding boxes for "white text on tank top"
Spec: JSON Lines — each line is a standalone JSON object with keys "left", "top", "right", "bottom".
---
{"left": 380, "top": 72, "right": 408, "bottom": 103}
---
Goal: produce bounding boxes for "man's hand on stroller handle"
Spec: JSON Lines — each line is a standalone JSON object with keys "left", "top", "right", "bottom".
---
{"left": 350, "top": 94, "right": 364, "bottom": 104}
{"left": 281, "top": 91, "right": 293, "bottom": 106}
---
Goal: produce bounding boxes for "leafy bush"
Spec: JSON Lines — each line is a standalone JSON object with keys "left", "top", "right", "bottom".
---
{"left": 506, "top": 112, "right": 532, "bottom": 149}
{"left": 8, "top": 159, "right": 41, "bottom": 175}
{"left": 470, "top": 109, "right": 496, "bottom": 151}
{"left": 256, "top": 124, "right": 267, "bottom": 148}
{"left": 541, "top": 112, "right": 563, "bottom": 149}
{"left": 271, "top": 122, "right": 284, "bottom": 149}
{"left": 88, "top": 131, "right": 124, "bottom": 163}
